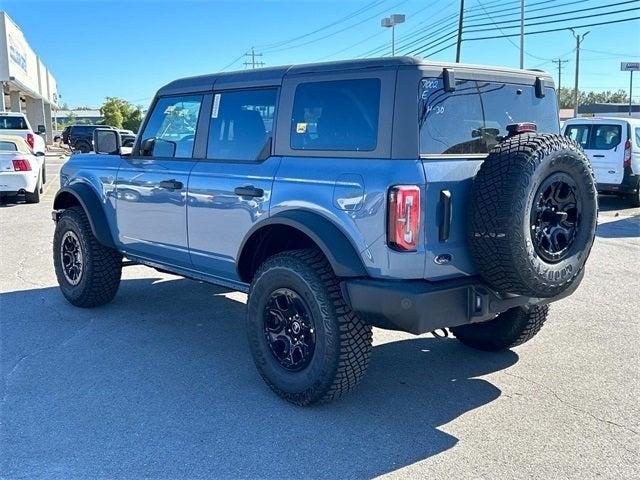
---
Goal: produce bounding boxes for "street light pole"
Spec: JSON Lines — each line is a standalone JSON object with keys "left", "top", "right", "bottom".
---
{"left": 571, "top": 29, "right": 589, "bottom": 117}
{"left": 381, "top": 14, "right": 405, "bottom": 56}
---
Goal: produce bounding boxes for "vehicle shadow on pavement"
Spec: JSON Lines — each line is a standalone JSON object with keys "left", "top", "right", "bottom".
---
{"left": 597, "top": 216, "right": 640, "bottom": 238}
{"left": 1, "top": 277, "right": 518, "bottom": 479}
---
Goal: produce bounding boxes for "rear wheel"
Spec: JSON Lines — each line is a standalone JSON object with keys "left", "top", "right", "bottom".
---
{"left": 53, "top": 207, "right": 122, "bottom": 307}
{"left": 629, "top": 186, "right": 640, "bottom": 208}
{"left": 451, "top": 305, "right": 549, "bottom": 351}
{"left": 246, "top": 249, "right": 372, "bottom": 405}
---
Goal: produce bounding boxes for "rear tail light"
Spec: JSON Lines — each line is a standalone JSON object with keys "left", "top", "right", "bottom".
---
{"left": 623, "top": 139, "right": 631, "bottom": 169}
{"left": 12, "top": 158, "right": 32, "bottom": 171}
{"left": 506, "top": 123, "right": 537, "bottom": 137}
{"left": 26, "top": 133, "right": 35, "bottom": 149}
{"left": 388, "top": 185, "right": 421, "bottom": 251}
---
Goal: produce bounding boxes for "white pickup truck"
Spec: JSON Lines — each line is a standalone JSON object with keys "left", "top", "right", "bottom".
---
{"left": 0, "top": 111, "right": 46, "bottom": 154}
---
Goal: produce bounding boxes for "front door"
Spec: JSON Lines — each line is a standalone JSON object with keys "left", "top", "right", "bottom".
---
{"left": 187, "top": 87, "right": 280, "bottom": 282}
{"left": 116, "top": 94, "right": 205, "bottom": 268}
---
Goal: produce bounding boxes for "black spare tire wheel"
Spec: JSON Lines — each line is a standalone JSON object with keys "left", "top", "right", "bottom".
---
{"left": 468, "top": 133, "right": 597, "bottom": 298}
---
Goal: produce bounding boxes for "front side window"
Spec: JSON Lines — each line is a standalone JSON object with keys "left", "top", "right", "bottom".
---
{"left": 290, "top": 78, "right": 380, "bottom": 151}
{"left": 140, "top": 95, "right": 203, "bottom": 158}
{"left": 419, "top": 78, "right": 560, "bottom": 155}
{"left": 207, "top": 88, "right": 277, "bottom": 161}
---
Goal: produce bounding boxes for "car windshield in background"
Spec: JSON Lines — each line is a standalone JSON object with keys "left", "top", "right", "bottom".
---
{"left": 0, "top": 116, "right": 28, "bottom": 130}
{"left": 419, "top": 79, "right": 559, "bottom": 155}
{"left": 565, "top": 124, "right": 622, "bottom": 150}
{"left": 0, "top": 141, "right": 18, "bottom": 151}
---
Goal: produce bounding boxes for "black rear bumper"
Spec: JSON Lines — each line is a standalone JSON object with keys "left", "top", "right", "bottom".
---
{"left": 342, "top": 272, "right": 583, "bottom": 335}
{"left": 597, "top": 171, "right": 640, "bottom": 195}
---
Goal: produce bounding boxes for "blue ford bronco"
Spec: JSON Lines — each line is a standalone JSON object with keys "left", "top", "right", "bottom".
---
{"left": 52, "top": 57, "right": 598, "bottom": 405}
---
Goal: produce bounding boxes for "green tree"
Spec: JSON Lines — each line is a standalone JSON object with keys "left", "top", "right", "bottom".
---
{"left": 100, "top": 97, "right": 125, "bottom": 128}
{"left": 100, "top": 97, "right": 144, "bottom": 132}
{"left": 558, "top": 87, "right": 629, "bottom": 109}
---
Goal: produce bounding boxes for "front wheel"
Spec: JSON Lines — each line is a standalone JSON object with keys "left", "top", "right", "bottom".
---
{"left": 53, "top": 207, "right": 123, "bottom": 307}
{"left": 246, "top": 249, "right": 373, "bottom": 405}
{"left": 451, "top": 305, "right": 549, "bottom": 351}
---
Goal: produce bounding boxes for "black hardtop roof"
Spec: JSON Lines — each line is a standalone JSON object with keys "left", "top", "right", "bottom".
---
{"left": 157, "top": 56, "right": 552, "bottom": 95}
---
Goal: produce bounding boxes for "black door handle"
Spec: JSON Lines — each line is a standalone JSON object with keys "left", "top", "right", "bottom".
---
{"left": 159, "top": 179, "right": 183, "bottom": 190}
{"left": 439, "top": 189, "right": 452, "bottom": 242}
{"left": 592, "top": 154, "right": 605, "bottom": 158}
{"left": 234, "top": 186, "right": 264, "bottom": 198}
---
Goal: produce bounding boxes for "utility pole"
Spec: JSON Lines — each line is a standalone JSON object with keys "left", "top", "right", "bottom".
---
{"left": 243, "top": 48, "right": 265, "bottom": 69}
{"left": 519, "top": 0, "right": 525, "bottom": 69}
{"left": 456, "top": 0, "right": 464, "bottom": 62}
{"left": 552, "top": 58, "right": 569, "bottom": 91}
{"left": 570, "top": 29, "right": 589, "bottom": 116}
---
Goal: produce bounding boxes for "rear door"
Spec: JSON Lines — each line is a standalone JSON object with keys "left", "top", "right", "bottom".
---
{"left": 418, "top": 76, "right": 560, "bottom": 280}
{"left": 565, "top": 122, "right": 626, "bottom": 185}
{"left": 115, "top": 94, "right": 206, "bottom": 268}
{"left": 187, "top": 87, "right": 280, "bottom": 282}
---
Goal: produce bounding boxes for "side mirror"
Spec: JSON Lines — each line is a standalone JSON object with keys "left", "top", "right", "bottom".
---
{"left": 35, "top": 151, "right": 45, "bottom": 157}
{"left": 94, "top": 128, "right": 121, "bottom": 155}
{"left": 37, "top": 125, "right": 46, "bottom": 134}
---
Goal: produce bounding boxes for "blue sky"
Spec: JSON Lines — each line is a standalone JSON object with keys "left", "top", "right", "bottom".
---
{"left": 4, "top": 0, "right": 639, "bottom": 108}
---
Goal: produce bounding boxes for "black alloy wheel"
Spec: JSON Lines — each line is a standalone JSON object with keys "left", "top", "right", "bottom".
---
{"left": 530, "top": 173, "right": 580, "bottom": 263}
{"left": 263, "top": 288, "right": 316, "bottom": 372}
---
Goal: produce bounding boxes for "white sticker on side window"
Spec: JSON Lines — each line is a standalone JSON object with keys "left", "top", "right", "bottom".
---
{"left": 212, "top": 94, "right": 221, "bottom": 118}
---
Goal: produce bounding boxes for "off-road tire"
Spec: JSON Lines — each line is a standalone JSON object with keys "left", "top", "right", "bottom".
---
{"left": 629, "top": 187, "right": 640, "bottom": 208}
{"left": 468, "top": 133, "right": 597, "bottom": 298}
{"left": 451, "top": 305, "right": 549, "bottom": 351}
{"left": 246, "top": 249, "right": 373, "bottom": 406}
{"left": 53, "top": 206, "right": 122, "bottom": 307}
{"left": 24, "top": 172, "right": 41, "bottom": 203}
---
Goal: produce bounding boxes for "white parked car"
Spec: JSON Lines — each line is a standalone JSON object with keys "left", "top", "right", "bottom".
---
{"left": 0, "top": 134, "right": 46, "bottom": 203}
{"left": 0, "top": 111, "right": 46, "bottom": 155}
{"left": 563, "top": 117, "right": 640, "bottom": 207}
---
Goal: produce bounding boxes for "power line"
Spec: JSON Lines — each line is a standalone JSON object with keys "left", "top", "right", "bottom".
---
{"left": 552, "top": 58, "right": 570, "bottom": 91}
{"left": 465, "top": 0, "right": 639, "bottom": 30}
{"left": 464, "top": 15, "right": 640, "bottom": 41}
{"left": 465, "top": 5, "right": 640, "bottom": 34}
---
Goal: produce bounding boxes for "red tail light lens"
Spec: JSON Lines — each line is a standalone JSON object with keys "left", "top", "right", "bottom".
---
{"left": 623, "top": 139, "right": 631, "bottom": 169}
{"left": 388, "top": 185, "right": 421, "bottom": 251}
{"left": 26, "top": 133, "right": 35, "bottom": 149}
{"left": 12, "top": 158, "right": 32, "bottom": 171}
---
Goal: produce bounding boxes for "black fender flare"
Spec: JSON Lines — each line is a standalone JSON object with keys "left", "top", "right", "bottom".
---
{"left": 238, "top": 210, "right": 368, "bottom": 279}
{"left": 53, "top": 184, "right": 116, "bottom": 249}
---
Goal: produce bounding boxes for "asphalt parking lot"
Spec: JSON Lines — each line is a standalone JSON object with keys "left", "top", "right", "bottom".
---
{"left": 1, "top": 154, "right": 639, "bottom": 479}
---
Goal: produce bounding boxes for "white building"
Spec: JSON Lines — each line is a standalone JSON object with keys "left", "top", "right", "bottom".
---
{"left": 0, "top": 12, "right": 59, "bottom": 143}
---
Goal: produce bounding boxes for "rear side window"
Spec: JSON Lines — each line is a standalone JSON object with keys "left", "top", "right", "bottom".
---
{"left": 207, "top": 88, "right": 277, "bottom": 161}
{"left": 0, "top": 116, "right": 28, "bottom": 130}
{"left": 290, "top": 78, "right": 380, "bottom": 151}
{"left": 419, "top": 79, "right": 560, "bottom": 155}
{"left": 565, "top": 124, "right": 622, "bottom": 150}
{"left": 565, "top": 125, "right": 590, "bottom": 149}
{"left": 0, "top": 141, "right": 18, "bottom": 151}
{"left": 139, "top": 95, "right": 203, "bottom": 158}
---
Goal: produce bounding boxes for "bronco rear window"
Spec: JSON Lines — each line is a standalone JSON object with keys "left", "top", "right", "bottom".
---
{"left": 419, "top": 78, "right": 559, "bottom": 155}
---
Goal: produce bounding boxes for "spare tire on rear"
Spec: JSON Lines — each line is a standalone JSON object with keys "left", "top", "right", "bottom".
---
{"left": 468, "top": 133, "right": 597, "bottom": 298}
